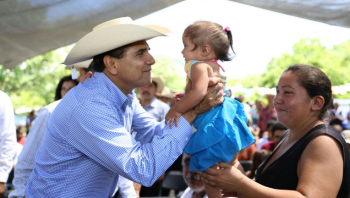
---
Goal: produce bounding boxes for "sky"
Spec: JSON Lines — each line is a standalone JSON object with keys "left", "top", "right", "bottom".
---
{"left": 134, "top": 0, "right": 350, "bottom": 79}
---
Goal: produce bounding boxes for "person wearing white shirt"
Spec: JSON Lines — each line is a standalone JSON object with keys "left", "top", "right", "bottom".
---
{"left": 0, "top": 90, "right": 17, "bottom": 197}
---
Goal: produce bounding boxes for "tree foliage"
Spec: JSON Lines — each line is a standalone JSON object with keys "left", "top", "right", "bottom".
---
{"left": 152, "top": 56, "right": 186, "bottom": 92}
{"left": 261, "top": 38, "right": 350, "bottom": 88}
{"left": 0, "top": 50, "right": 70, "bottom": 109}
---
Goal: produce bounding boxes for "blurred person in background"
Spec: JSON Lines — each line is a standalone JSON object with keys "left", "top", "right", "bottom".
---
{"left": 180, "top": 153, "right": 207, "bottom": 198}
{"left": 0, "top": 90, "right": 17, "bottom": 197}
{"left": 137, "top": 75, "right": 169, "bottom": 122}
{"left": 156, "top": 86, "right": 175, "bottom": 107}
{"left": 261, "top": 122, "right": 287, "bottom": 152}
{"left": 246, "top": 149, "right": 272, "bottom": 179}
{"left": 256, "top": 120, "right": 277, "bottom": 151}
{"left": 16, "top": 126, "right": 26, "bottom": 146}
{"left": 54, "top": 75, "right": 79, "bottom": 101}
{"left": 25, "top": 110, "right": 36, "bottom": 135}
{"left": 257, "top": 94, "right": 277, "bottom": 135}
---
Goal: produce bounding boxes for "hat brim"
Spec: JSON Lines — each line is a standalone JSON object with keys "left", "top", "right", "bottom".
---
{"left": 152, "top": 76, "right": 165, "bottom": 93}
{"left": 64, "top": 24, "right": 171, "bottom": 65}
{"left": 65, "top": 59, "right": 93, "bottom": 69}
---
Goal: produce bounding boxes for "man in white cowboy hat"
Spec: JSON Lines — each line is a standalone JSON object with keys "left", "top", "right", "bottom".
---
{"left": 137, "top": 75, "right": 170, "bottom": 122}
{"left": 25, "top": 17, "right": 224, "bottom": 198}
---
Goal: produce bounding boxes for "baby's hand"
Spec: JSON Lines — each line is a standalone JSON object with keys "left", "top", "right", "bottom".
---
{"left": 165, "top": 108, "right": 182, "bottom": 129}
{"left": 173, "top": 91, "right": 185, "bottom": 103}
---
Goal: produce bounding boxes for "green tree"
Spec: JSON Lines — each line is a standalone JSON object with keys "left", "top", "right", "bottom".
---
{"left": 261, "top": 38, "right": 350, "bottom": 88}
{"left": 152, "top": 56, "right": 186, "bottom": 92}
{"left": 0, "top": 49, "right": 70, "bottom": 109}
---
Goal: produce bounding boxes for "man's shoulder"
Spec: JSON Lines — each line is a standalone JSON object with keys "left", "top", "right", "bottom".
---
{"left": 153, "top": 98, "right": 170, "bottom": 110}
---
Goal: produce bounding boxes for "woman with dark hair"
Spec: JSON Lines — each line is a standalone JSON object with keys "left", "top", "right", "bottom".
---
{"left": 54, "top": 75, "right": 79, "bottom": 101}
{"left": 202, "top": 64, "right": 350, "bottom": 197}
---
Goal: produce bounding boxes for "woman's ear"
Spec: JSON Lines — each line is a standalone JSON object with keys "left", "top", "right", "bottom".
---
{"left": 103, "top": 55, "right": 118, "bottom": 75}
{"left": 201, "top": 44, "right": 212, "bottom": 57}
{"left": 311, "top": 95, "right": 325, "bottom": 111}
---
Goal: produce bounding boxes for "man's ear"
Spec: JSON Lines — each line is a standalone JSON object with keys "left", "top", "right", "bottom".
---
{"left": 311, "top": 95, "right": 325, "bottom": 111}
{"left": 103, "top": 55, "right": 118, "bottom": 75}
{"left": 85, "top": 71, "right": 93, "bottom": 79}
{"left": 201, "top": 44, "right": 212, "bottom": 57}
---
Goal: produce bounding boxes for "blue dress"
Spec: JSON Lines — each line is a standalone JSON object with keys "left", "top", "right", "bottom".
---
{"left": 183, "top": 60, "right": 256, "bottom": 172}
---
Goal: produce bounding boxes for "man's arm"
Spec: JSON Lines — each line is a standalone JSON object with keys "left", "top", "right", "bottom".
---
{"left": 9, "top": 107, "right": 52, "bottom": 198}
{"left": 0, "top": 92, "right": 16, "bottom": 197}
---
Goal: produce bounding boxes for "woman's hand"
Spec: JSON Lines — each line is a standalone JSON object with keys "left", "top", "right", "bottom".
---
{"left": 202, "top": 162, "right": 246, "bottom": 192}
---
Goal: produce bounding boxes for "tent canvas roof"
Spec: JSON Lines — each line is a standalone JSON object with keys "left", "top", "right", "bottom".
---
{"left": 1, "top": 0, "right": 349, "bottom": 69}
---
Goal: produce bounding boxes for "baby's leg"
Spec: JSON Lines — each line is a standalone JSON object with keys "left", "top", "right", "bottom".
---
{"left": 205, "top": 183, "right": 221, "bottom": 198}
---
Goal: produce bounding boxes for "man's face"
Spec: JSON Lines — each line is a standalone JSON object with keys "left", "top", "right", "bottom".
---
{"left": 273, "top": 129, "right": 284, "bottom": 145}
{"left": 182, "top": 154, "right": 205, "bottom": 192}
{"left": 115, "top": 40, "right": 155, "bottom": 90}
{"left": 137, "top": 82, "right": 157, "bottom": 102}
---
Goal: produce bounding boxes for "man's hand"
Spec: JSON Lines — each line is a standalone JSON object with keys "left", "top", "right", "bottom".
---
{"left": 0, "top": 182, "right": 5, "bottom": 197}
{"left": 182, "top": 77, "right": 224, "bottom": 124}
{"left": 165, "top": 107, "right": 181, "bottom": 129}
{"left": 193, "top": 77, "right": 224, "bottom": 115}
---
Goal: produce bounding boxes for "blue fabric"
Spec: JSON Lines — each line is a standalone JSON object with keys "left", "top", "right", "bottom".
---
{"left": 25, "top": 72, "right": 193, "bottom": 198}
{"left": 184, "top": 98, "right": 256, "bottom": 172}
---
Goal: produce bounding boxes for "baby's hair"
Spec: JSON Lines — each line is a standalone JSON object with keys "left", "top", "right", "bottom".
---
{"left": 183, "top": 21, "right": 234, "bottom": 61}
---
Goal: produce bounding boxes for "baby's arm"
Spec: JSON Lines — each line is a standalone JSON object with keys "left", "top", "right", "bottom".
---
{"left": 165, "top": 62, "right": 209, "bottom": 128}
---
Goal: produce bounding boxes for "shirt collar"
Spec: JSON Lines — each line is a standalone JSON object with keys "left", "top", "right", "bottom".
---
{"left": 94, "top": 72, "right": 135, "bottom": 108}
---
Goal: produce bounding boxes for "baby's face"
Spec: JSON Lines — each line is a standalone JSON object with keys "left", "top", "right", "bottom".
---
{"left": 181, "top": 36, "right": 203, "bottom": 61}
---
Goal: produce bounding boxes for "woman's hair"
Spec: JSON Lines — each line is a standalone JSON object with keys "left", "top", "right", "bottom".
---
{"left": 284, "top": 64, "right": 334, "bottom": 120}
{"left": 247, "top": 149, "right": 272, "bottom": 179}
{"left": 93, "top": 44, "right": 131, "bottom": 72}
{"left": 54, "top": 75, "right": 79, "bottom": 101}
{"left": 183, "top": 21, "right": 234, "bottom": 61}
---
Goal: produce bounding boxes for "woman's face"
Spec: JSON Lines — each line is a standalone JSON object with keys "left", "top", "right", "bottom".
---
{"left": 61, "top": 81, "right": 77, "bottom": 98}
{"left": 273, "top": 71, "right": 313, "bottom": 128}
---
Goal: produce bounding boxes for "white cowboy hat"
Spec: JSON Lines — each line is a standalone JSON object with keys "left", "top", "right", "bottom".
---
{"left": 64, "top": 17, "right": 171, "bottom": 65}
{"left": 151, "top": 75, "right": 165, "bottom": 93}
{"left": 65, "top": 59, "right": 93, "bottom": 70}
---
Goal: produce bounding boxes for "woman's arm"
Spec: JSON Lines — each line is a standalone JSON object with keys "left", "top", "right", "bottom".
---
{"left": 202, "top": 135, "right": 343, "bottom": 198}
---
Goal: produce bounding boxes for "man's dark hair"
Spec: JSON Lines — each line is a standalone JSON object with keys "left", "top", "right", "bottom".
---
{"left": 266, "top": 120, "right": 277, "bottom": 131}
{"left": 272, "top": 122, "right": 287, "bottom": 136}
{"left": 82, "top": 61, "right": 95, "bottom": 73}
{"left": 92, "top": 44, "right": 131, "bottom": 72}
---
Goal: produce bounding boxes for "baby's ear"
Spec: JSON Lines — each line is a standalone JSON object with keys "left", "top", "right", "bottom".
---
{"left": 201, "top": 44, "right": 212, "bottom": 57}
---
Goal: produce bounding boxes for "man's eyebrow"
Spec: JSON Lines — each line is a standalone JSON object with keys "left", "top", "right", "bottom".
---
{"left": 135, "top": 47, "right": 149, "bottom": 53}
{"left": 281, "top": 85, "right": 295, "bottom": 89}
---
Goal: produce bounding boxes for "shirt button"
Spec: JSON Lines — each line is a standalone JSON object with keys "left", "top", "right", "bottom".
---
{"left": 186, "top": 137, "right": 189, "bottom": 141}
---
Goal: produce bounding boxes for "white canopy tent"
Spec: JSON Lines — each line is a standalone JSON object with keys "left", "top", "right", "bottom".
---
{"left": 1, "top": 0, "right": 349, "bottom": 69}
